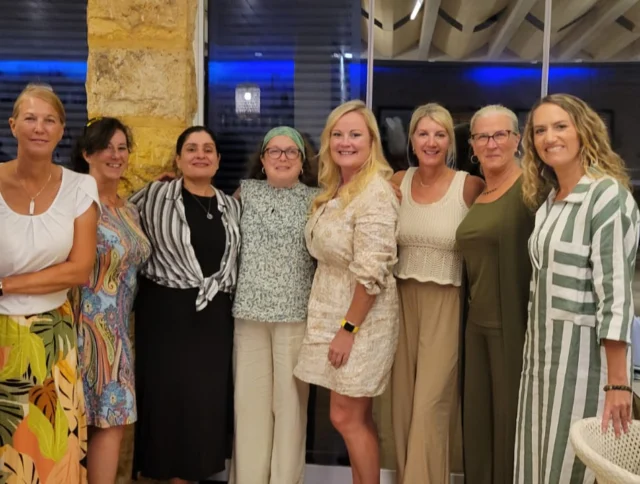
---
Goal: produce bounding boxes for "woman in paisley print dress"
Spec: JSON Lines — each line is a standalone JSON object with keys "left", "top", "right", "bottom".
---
{"left": 71, "top": 117, "right": 151, "bottom": 484}
{"left": 0, "top": 84, "right": 100, "bottom": 483}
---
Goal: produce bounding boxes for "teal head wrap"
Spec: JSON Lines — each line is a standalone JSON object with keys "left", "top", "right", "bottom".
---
{"left": 262, "top": 126, "right": 305, "bottom": 159}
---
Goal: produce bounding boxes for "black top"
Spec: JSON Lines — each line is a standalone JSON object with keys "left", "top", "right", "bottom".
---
{"left": 182, "top": 187, "right": 227, "bottom": 278}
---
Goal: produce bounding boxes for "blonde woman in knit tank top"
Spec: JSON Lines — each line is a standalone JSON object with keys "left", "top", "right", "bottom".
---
{"left": 390, "top": 103, "right": 484, "bottom": 484}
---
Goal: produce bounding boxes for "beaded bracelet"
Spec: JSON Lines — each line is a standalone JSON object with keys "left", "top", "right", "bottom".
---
{"left": 603, "top": 384, "right": 632, "bottom": 393}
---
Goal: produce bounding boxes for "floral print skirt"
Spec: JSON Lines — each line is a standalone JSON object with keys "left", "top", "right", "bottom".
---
{"left": 0, "top": 300, "right": 87, "bottom": 483}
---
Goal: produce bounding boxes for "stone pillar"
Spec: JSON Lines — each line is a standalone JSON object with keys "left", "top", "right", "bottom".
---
{"left": 86, "top": 2, "right": 198, "bottom": 482}
{"left": 87, "top": 0, "right": 198, "bottom": 197}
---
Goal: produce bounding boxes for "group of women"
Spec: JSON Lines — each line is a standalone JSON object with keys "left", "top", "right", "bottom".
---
{"left": 0, "top": 82, "right": 637, "bottom": 484}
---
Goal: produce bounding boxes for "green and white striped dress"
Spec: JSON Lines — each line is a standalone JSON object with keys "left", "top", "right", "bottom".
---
{"left": 515, "top": 175, "right": 639, "bottom": 484}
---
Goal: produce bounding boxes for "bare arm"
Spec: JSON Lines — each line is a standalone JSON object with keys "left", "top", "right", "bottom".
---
{"left": 390, "top": 170, "right": 406, "bottom": 187}
{"left": 463, "top": 175, "right": 485, "bottom": 207}
{"left": 1, "top": 203, "right": 99, "bottom": 295}
{"left": 603, "top": 339, "right": 628, "bottom": 386}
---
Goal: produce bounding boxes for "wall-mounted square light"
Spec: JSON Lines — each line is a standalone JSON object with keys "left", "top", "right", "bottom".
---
{"left": 235, "top": 83, "right": 260, "bottom": 118}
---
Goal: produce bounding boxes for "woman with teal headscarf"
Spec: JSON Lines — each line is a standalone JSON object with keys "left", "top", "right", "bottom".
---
{"left": 230, "top": 127, "right": 319, "bottom": 484}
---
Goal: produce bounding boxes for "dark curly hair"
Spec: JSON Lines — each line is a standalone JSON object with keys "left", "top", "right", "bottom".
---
{"left": 71, "top": 117, "right": 133, "bottom": 173}
{"left": 245, "top": 130, "right": 318, "bottom": 187}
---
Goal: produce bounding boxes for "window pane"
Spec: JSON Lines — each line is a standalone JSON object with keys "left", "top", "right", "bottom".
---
{"left": 207, "top": 0, "right": 367, "bottom": 194}
{"left": 370, "top": 0, "right": 545, "bottom": 173}
{"left": 0, "top": 0, "right": 88, "bottom": 166}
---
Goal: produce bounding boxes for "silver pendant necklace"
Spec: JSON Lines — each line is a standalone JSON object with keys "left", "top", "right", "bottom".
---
{"left": 15, "top": 167, "right": 53, "bottom": 216}
{"left": 189, "top": 191, "right": 214, "bottom": 219}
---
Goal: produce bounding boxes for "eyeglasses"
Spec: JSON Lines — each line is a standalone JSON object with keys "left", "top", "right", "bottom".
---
{"left": 263, "top": 147, "right": 302, "bottom": 160}
{"left": 470, "top": 130, "right": 514, "bottom": 146}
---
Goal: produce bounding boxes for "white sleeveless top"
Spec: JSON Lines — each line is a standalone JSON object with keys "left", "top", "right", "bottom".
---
{"left": 395, "top": 168, "right": 469, "bottom": 286}
{"left": 0, "top": 168, "right": 100, "bottom": 315}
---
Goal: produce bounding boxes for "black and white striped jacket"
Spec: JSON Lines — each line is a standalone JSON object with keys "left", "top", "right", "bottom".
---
{"left": 130, "top": 178, "right": 241, "bottom": 311}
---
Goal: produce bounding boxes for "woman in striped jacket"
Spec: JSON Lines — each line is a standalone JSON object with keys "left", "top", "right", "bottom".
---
{"left": 130, "top": 126, "right": 241, "bottom": 484}
{"left": 515, "top": 94, "right": 639, "bottom": 484}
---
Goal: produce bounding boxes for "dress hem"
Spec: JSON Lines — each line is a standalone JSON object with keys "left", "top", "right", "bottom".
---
{"left": 294, "top": 368, "right": 387, "bottom": 398}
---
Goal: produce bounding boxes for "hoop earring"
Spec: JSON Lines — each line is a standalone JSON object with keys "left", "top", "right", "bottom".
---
{"left": 300, "top": 167, "right": 304, "bottom": 176}
{"left": 515, "top": 148, "right": 523, "bottom": 158}
{"left": 261, "top": 167, "right": 266, "bottom": 175}
{"left": 470, "top": 154, "right": 479, "bottom": 164}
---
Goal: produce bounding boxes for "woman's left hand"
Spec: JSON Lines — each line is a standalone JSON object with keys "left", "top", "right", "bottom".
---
{"left": 328, "top": 329, "right": 355, "bottom": 369}
{"left": 601, "top": 389, "right": 632, "bottom": 437}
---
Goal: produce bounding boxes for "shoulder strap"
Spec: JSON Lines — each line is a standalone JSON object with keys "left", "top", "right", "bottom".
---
{"left": 399, "top": 167, "right": 415, "bottom": 198}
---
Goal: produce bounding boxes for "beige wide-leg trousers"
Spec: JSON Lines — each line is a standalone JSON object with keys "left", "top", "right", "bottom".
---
{"left": 231, "top": 319, "right": 309, "bottom": 484}
{"left": 392, "top": 279, "right": 463, "bottom": 484}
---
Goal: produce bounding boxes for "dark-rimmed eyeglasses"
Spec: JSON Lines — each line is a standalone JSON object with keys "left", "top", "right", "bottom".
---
{"left": 263, "top": 148, "right": 302, "bottom": 160}
{"left": 470, "top": 130, "right": 514, "bottom": 146}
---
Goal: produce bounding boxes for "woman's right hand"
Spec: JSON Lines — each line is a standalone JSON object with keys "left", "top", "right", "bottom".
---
{"left": 155, "top": 171, "right": 176, "bottom": 182}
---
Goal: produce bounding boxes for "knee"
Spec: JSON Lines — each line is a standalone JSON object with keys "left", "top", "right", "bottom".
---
{"left": 331, "top": 402, "right": 362, "bottom": 436}
{"left": 330, "top": 404, "right": 349, "bottom": 434}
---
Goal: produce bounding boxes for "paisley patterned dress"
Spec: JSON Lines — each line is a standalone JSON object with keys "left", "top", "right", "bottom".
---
{"left": 76, "top": 202, "right": 151, "bottom": 428}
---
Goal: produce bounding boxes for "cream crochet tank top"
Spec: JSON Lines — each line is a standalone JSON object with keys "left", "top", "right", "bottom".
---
{"left": 395, "top": 168, "right": 469, "bottom": 286}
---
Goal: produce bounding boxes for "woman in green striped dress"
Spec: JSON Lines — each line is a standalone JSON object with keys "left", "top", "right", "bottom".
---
{"left": 515, "top": 93, "right": 639, "bottom": 484}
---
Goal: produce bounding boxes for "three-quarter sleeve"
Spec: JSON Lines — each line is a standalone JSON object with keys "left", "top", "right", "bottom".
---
{"left": 589, "top": 180, "right": 640, "bottom": 343}
{"left": 348, "top": 178, "right": 399, "bottom": 295}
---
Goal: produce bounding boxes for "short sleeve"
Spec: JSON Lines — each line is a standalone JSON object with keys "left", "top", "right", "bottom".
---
{"left": 75, "top": 173, "right": 101, "bottom": 218}
{"left": 589, "top": 179, "right": 640, "bottom": 343}
{"left": 348, "top": 177, "right": 399, "bottom": 295}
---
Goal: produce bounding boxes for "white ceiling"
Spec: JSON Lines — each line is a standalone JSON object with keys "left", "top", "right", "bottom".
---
{"left": 362, "top": 0, "right": 640, "bottom": 61}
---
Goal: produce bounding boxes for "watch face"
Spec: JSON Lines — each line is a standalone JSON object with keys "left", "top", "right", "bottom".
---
{"left": 343, "top": 322, "right": 356, "bottom": 332}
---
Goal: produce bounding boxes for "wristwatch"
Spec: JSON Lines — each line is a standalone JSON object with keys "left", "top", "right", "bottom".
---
{"left": 341, "top": 318, "right": 359, "bottom": 334}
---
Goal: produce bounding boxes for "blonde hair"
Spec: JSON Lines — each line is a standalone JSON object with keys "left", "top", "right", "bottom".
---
{"left": 521, "top": 93, "right": 630, "bottom": 209}
{"left": 311, "top": 100, "right": 392, "bottom": 213}
{"left": 470, "top": 104, "right": 519, "bottom": 134}
{"left": 408, "top": 103, "right": 456, "bottom": 166}
{"left": 12, "top": 83, "right": 66, "bottom": 124}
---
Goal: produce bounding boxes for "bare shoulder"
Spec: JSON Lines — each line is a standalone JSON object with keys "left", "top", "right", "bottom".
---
{"left": 463, "top": 173, "right": 485, "bottom": 207}
{"left": 390, "top": 170, "right": 407, "bottom": 186}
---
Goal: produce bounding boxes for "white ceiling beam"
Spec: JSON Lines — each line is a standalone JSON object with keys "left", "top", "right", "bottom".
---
{"left": 556, "top": 0, "right": 640, "bottom": 60}
{"left": 612, "top": 34, "right": 640, "bottom": 59}
{"left": 488, "top": 0, "right": 538, "bottom": 59}
{"left": 417, "top": 0, "right": 442, "bottom": 59}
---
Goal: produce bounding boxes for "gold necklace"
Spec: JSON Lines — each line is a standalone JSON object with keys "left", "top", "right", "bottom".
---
{"left": 15, "top": 167, "right": 53, "bottom": 216}
{"left": 483, "top": 167, "right": 515, "bottom": 196}
{"left": 417, "top": 169, "right": 446, "bottom": 188}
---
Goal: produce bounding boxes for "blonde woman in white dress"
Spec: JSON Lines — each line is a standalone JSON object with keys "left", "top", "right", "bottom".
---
{"left": 294, "top": 100, "right": 399, "bottom": 484}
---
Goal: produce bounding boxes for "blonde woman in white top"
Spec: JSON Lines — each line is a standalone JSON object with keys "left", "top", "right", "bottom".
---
{"left": 0, "top": 84, "right": 100, "bottom": 483}
{"left": 390, "top": 103, "right": 484, "bottom": 484}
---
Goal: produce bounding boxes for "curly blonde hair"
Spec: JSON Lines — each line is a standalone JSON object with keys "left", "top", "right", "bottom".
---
{"left": 521, "top": 93, "right": 630, "bottom": 208}
{"left": 311, "top": 100, "right": 392, "bottom": 213}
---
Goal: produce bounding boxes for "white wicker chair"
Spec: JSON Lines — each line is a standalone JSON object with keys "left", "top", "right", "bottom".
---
{"left": 569, "top": 417, "right": 640, "bottom": 484}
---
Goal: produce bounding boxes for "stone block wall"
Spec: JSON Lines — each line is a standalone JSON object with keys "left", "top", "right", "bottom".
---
{"left": 86, "top": 2, "right": 198, "bottom": 481}
{"left": 87, "top": 0, "right": 198, "bottom": 197}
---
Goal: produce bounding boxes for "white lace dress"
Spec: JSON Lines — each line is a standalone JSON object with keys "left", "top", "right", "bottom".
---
{"left": 293, "top": 175, "right": 400, "bottom": 397}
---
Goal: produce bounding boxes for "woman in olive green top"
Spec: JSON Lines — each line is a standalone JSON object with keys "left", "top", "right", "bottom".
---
{"left": 455, "top": 105, "right": 534, "bottom": 484}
